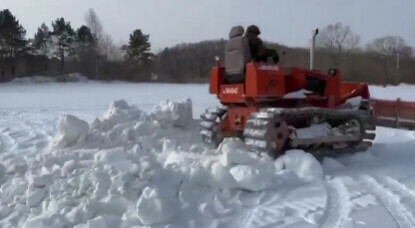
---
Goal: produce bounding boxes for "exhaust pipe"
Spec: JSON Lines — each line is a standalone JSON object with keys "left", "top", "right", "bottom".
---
{"left": 310, "top": 29, "right": 319, "bottom": 70}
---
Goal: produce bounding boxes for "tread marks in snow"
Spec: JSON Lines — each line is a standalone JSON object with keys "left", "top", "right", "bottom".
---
{"left": 362, "top": 175, "right": 415, "bottom": 228}
{"left": 320, "top": 178, "right": 352, "bottom": 228}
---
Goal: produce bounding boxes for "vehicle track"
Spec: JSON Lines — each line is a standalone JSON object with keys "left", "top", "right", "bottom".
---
{"left": 320, "top": 178, "right": 352, "bottom": 228}
{"left": 362, "top": 175, "right": 415, "bottom": 228}
{"left": 239, "top": 187, "right": 326, "bottom": 228}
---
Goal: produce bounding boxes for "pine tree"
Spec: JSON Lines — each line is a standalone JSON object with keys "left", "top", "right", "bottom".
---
{"left": 126, "top": 29, "right": 152, "bottom": 65}
{"left": 77, "top": 25, "right": 94, "bottom": 46}
{"left": 33, "top": 23, "right": 52, "bottom": 56}
{"left": 52, "top": 17, "right": 76, "bottom": 71}
{"left": 0, "top": 9, "right": 28, "bottom": 58}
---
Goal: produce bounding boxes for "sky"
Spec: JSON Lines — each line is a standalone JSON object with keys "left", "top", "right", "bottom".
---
{"left": 2, "top": 0, "right": 415, "bottom": 52}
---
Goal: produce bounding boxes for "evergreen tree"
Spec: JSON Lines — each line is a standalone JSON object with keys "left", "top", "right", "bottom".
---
{"left": 33, "top": 23, "right": 52, "bottom": 56}
{"left": 0, "top": 9, "right": 27, "bottom": 58}
{"left": 125, "top": 29, "right": 152, "bottom": 64}
{"left": 77, "top": 25, "right": 94, "bottom": 46}
{"left": 52, "top": 17, "right": 75, "bottom": 71}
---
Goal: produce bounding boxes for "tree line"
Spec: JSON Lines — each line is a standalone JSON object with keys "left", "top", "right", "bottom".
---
{"left": 1, "top": 9, "right": 414, "bottom": 85}
{"left": 0, "top": 9, "right": 152, "bottom": 81}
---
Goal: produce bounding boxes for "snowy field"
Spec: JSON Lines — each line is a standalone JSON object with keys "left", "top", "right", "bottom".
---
{"left": 1, "top": 82, "right": 415, "bottom": 228}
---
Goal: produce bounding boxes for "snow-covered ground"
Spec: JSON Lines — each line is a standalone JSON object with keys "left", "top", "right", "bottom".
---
{"left": 1, "top": 82, "right": 415, "bottom": 228}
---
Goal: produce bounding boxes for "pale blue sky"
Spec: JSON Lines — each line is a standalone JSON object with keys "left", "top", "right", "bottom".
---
{"left": 2, "top": 0, "right": 415, "bottom": 51}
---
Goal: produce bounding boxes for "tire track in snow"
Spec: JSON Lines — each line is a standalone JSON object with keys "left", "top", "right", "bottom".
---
{"left": 0, "top": 111, "right": 54, "bottom": 155}
{"left": 362, "top": 175, "right": 415, "bottom": 228}
{"left": 320, "top": 178, "right": 352, "bottom": 228}
{"left": 240, "top": 188, "right": 327, "bottom": 228}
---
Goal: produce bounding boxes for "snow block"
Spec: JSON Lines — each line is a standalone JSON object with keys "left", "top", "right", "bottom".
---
{"left": 211, "top": 162, "right": 237, "bottom": 189}
{"left": 151, "top": 98, "right": 193, "bottom": 128}
{"left": 218, "top": 138, "right": 257, "bottom": 166}
{"left": 136, "top": 187, "right": 179, "bottom": 225}
{"left": 229, "top": 165, "right": 271, "bottom": 191}
{"left": 27, "top": 188, "right": 47, "bottom": 208}
{"left": 277, "top": 150, "right": 323, "bottom": 182}
{"left": 53, "top": 115, "right": 89, "bottom": 148}
{"left": 94, "top": 147, "right": 133, "bottom": 172}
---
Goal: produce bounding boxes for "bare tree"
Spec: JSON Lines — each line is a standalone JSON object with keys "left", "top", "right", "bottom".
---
{"left": 367, "top": 36, "right": 407, "bottom": 85}
{"left": 84, "top": 9, "right": 103, "bottom": 41}
{"left": 316, "top": 22, "right": 360, "bottom": 63}
{"left": 367, "top": 36, "right": 406, "bottom": 57}
{"left": 100, "top": 34, "right": 123, "bottom": 61}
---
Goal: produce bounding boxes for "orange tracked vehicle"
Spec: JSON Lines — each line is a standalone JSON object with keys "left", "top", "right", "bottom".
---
{"left": 200, "top": 27, "right": 415, "bottom": 159}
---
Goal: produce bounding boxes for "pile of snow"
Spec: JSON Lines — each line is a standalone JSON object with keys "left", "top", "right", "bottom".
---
{"left": 56, "top": 73, "right": 89, "bottom": 82}
{"left": 52, "top": 98, "right": 199, "bottom": 151}
{"left": 0, "top": 99, "right": 326, "bottom": 227}
{"left": 10, "top": 73, "right": 88, "bottom": 83}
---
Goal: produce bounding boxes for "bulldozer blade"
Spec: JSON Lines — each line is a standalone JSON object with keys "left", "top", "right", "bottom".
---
{"left": 371, "top": 98, "right": 415, "bottom": 129}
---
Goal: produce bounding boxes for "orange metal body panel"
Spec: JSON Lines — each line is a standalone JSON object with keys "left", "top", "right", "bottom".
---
{"left": 209, "top": 66, "right": 224, "bottom": 94}
{"left": 245, "top": 63, "right": 286, "bottom": 98}
{"left": 211, "top": 63, "right": 368, "bottom": 107}
{"left": 372, "top": 98, "right": 415, "bottom": 129}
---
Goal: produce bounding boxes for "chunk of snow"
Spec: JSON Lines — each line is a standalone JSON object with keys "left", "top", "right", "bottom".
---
{"left": 218, "top": 138, "right": 258, "bottom": 166}
{"left": 53, "top": 115, "right": 89, "bottom": 148}
{"left": 276, "top": 150, "right": 323, "bottom": 182}
{"left": 164, "top": 151, "right": 196, "bottom": 168}
{"left": 136, "top": 187, "right": 179, "bottom": 225}
{"left": 62, "top": 159, "right": 77, "bottom": 176}
{"left": 94, "top": 147, "right": 133, "bottom": 172}
{"left": 151, "top": 98, "right": 193, "bottom": 128}
{"left": 27, "top": 188, "right": 47, "bottom": 208}
{"left": 100, "top": 100, "right": 146, "bottom": 130}
{"left": 28, "top": 174, "right": 51, "bottom": 188}
{"left": 211, "top": 162, "right": 237, "bottom": 189}
{"left": 229, "top": 164, "right": 271, "bottom": 191}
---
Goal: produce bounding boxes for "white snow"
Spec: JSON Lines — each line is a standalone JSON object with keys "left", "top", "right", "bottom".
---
{"left": 283, "top": 89, "right": 312, "bottom": 98}
{"left": 151, "top": 98, "right": 193, "bottom": 128}
{"left": 136, "top": 187, "right": 179, "bottom": 225}
{"left": 296, "top": 123, "right": 332, "bottom": 139}
{"left": 53, "top": 115, "right": 89, "bottom": 148}
{"left": 276, "top": 149, "right": 324, "bottom": 182}
{"left": 1, "top": 82, "right": 415, "bottom": 227}
{"left": 10, "top": 73, "right": 89, "bottom": 84}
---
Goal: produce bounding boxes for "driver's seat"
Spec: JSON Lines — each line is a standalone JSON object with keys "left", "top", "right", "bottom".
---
{"left": 224, "top": 26, "right": 251, "bottom": 83}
